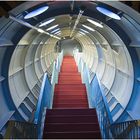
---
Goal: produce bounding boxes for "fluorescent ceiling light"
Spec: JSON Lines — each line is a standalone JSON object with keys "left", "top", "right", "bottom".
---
{"left": 96, "top": 6, "right": 121, "bottom": 20}
{"left": 82, "top": 24, "right": 95, "bottom": 32}
{"left": 24, "top": 6, "right": 49, "bottom": 19}
{"left": 46, "top": 24, "right": 58, "bottom": 31}
{"left": 51, "top": 28, "right": 60, "bottom": 33}
{"left": 57, "top": 32, "right": 61, "bottom": 35}
{"left": 54, "top": 31, "right": 61, "bottom": 34}
{"left": 80, "top": 29, "right": 89, "bottom": 33}
{"left": 39, "top": 18, "right": 55, "bottom": 27}
{"left": 87, "top": 19, "right": 103, "bottom": 28}
{"left": 79, "top": 31, "right": 85, "bottom": 35}
{"left": 77, "top": 33, "right": 83, "bottom": 37}
{"left": 37, "top": 28, "right": 45, "bottom": 33}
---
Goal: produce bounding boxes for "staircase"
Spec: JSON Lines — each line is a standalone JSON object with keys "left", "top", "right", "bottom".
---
{"left": 43, "top": 56, "right": 101, "bottom": 139}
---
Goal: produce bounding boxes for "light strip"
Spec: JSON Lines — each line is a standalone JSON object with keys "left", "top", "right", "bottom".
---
{"left": 87, "top": 19, "right": 103, "bottom": 28}
{"left": 10, "top": 16, "right": 61, "bottom": 40}
{"left": 46, "top": 24, "right": 58, "bottom": 31}
{"left": 37, "top": 29, "right": 45, "bottom": 33}
{"left": 39, "top": 18, "right": 55, "bottom": 27}
{"left": 80, "top": 29, "right": 89, "bottom": 33}
{"left": 56, "top": 32, "right": 61, "bottom": 35}
{"left": 79, "top": 31, "right": 85, "bottom": 35}
{"left": 54, "top": 31, "right": 61, "bottom": 34}
{"left": 82, "top": 24, "right": 95, "bottom": 32}
{"left": 24, "top": 6, "right": 49, "bottom": 19}
{"left": 51, "top": 28, "right": 60, "bottom": 33}
{"left": 70, "top": 10, "right": 84, "bottom": 37}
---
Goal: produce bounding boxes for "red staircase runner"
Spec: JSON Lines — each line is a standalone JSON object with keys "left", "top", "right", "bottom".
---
{"left": 43, "top": 56, "right": 101, "bottom": 139}
{"left": 53, "top": 56, "right": 88, "bottom": 109}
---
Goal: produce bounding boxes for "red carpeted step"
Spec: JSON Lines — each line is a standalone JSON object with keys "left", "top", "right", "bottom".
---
{"left": 55, "top": 89, "right": 86, "bottom": 93}
{"left": 54, "top": 91, "right": 86, "bottom": 95}
{"left": 44, "top": 123, "right": 99, "bottom": 132}
{"left": 58, "top": 81, "right": 82, "bottom": 85}
{"left": 46, "top": 109, "right": 97, "bottom": 116}
{"left": 53, "top": 99, "right": 87, "bottom": 104}
{"left": 58, "top": 79, "right": 81, "bottom": 82}
{"left": 53, "top": 95, "right": 87, "bottom": 101}
{"left": 59, "top": 76, "right": 81, "bottom": 79}
{"left": 45, "top": 116, "right": 98, "bottom": 124}
{"left": 44, "top": 131, "right": 101, "bottom": 139}
{"left": 55, "top": 84, "right": 86, "bottom": 90}
{"left": 53, "top": 103, "right": 88, "bottom": 109}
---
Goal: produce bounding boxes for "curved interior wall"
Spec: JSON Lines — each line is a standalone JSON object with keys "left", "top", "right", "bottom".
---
{"left": 8, "top": 29, "right": 58, "bottom": 121}
{"left": 0, "top": 1, "right": 140, "bottom": 131}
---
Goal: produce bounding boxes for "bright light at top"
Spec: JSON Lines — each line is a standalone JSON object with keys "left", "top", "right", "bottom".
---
{"left": 37, "top": 28, "right": 45, "bottom": 33}
{"left": 96, "top": 6, "right": 121, "bottom": 20}
{"left": 39, "top": 18, "right": 55, "bottom": 27}
{"left": 46, "top": 25, "right": 58, "bottom": 31}
{"left": 87, "top": 19, "right": 103, "bottom": 28}
{"left": 80, "top": 29, "right": 89, "bottom": 33}
{"left": 51, "top": 28, "right": 60, "bottom": 33}
{"left": 82, "top": 25, "right": 95, "bottom": 32}
{"left": 24, "top": 6, "right": 49, "bottom": 19}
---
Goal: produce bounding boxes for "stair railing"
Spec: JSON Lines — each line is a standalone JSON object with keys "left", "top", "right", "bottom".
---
{"left": 110, "top": 120, "right": 140, "bottom": 139}
{"left": 73, "top": 52, "right": 140, "bottom": 139}
{"left": 76, "top": 57, "right": 113, "bottom": 138}
{"left": 90, "top": 74, "right": 113, "bottom": 138}
{"left": 4, "top": 120, "right": 37, "bottom": 139}
{"left": 33, "top": 51, "right": 63, "bottom": 138}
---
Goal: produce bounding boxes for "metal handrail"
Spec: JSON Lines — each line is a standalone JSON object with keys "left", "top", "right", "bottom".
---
{"left": 4, "top": 120, "right": 37, "bottom": 139}
{"left": 33, "top": 51, "right": 63, "bottom": 138}
{"left": 110, "top": 120, "right": 140, "bottom": 139}
{"left": 73, "top": 51, "right": 140, "bottom": 139}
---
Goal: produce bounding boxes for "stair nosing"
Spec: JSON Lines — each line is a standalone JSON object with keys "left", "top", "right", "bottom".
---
{"left": 45, "top": 122, "right": 99, "bottom": 125}
{"left": 44, "top": 130, "right": 101, "bottom": 134}
{"left": 46, "top": 114, "right": 97, "bottom": 117}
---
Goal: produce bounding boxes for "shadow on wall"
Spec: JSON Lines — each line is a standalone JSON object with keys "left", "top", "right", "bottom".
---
{"left": 54, "top": 38, "right": 82, "bottom": 55}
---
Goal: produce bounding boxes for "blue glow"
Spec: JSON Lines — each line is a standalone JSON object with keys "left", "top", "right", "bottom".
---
{"left": 96, "top": 6, "right": 121, "bottom": 20}
{"left": 24, "top": 6, "right": 49, "bottom": 19}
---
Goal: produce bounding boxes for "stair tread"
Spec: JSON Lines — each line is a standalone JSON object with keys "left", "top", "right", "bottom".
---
{"left": 43, "top": 132, "right": 101, "bottom": 139}
{"left": 44, "top": 130, "right": 101, "bottom": 133}
{"left": 46, "top": 114, "right": 98, "bottom": 117}
{"left": 44, "top": 123, "right": 100, "bottom": 132}
{"left": 45, "top": 117, "right": 99, "bottom": 123}
{"left": 45, "top": 122, "right": 99, "bottom": 125}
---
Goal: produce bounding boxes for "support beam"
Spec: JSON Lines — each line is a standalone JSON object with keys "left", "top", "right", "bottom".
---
{"left": 9, "top": 15, "right": 61, "bottom": 40}
{"left": 70, "top": 10, "right": 84, "bottom": 37}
